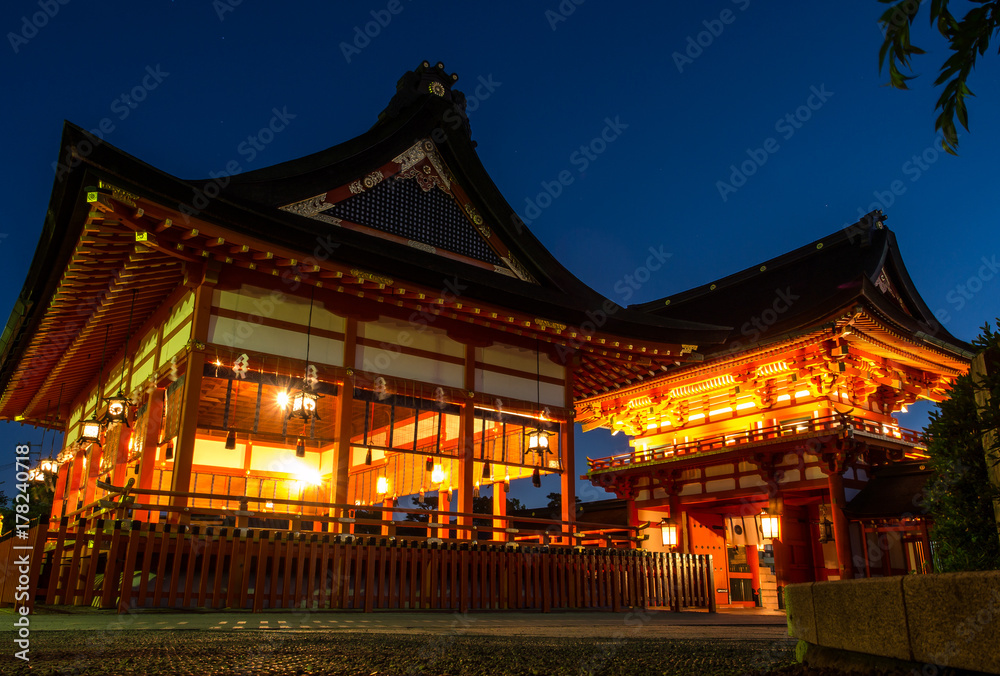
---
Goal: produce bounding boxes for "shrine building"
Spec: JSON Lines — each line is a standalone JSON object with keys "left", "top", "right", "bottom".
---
{"left": 0, "top": 62, "right": 972, "bottom": 613}
{"left": 0, "top": 62, "right": 730, "bottom": 613}
{"left": 577, "top": 216, "right": 972, "bottom": 608}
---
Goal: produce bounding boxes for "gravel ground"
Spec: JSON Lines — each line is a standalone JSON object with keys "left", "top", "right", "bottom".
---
{"left": 3, "top": 631, "right": 801, "bottom": 675}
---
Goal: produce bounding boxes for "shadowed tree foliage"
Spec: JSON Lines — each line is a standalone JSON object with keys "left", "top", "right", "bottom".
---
{"left": 924, "top": 321, "right": 1000, "bottom": 572}
{"left": 878, "top": 0, "right": 1000, "bottom": 153}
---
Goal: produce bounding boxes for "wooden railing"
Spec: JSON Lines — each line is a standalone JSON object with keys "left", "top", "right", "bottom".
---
{"left": 61, "top": 480, "right": 649, "bottom": 549}
{"left": 21, "top": 515, "right": 715, "bottom": 614}
{"left": 587, "top": 414, "right": 925, "bottom": 471}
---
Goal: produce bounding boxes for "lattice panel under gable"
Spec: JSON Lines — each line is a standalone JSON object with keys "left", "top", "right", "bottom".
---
{"left": 326, "top": 178, "right": 503, "bottom": 266}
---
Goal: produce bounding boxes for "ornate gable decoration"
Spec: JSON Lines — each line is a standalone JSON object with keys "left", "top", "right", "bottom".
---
{"left": 277, "top": 139, "right": 536, "bottom": 284}
{"left": 873, "top": 265, "right": 912, "bottom": 317}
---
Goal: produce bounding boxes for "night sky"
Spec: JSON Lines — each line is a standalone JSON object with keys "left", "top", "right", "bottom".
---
{"left": 1, "top": 2, "right": 997, "bottom": 507}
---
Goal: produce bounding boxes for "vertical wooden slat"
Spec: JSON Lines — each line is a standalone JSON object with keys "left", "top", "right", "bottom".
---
{"left": 64, "top": 517, "right": 88, "bottom": 606}
{"left": 293, "top": 535, "right": 307, "bottom": 608}
{"left": 225, "top": 531, "right": 242, "bottom": 610}
{"left": 340, "top": 537, "right": 353, "bottom": 610}
{"left": 118, "top": 521, "right": 143, "bottom": 614}
{"left": 280, "top": 533, "right": 294, "bottom": 609}
{"left": 328, "top": 536, "right": 342, "bottom": 610}
{"left": 237, "top": 530, "right": 253, "bottom": 610}
{"left": 197, "top": 529, "right": 215, "bottom": 609}
{"left": 458, "top": 545, "right": 469, "bottom": 613}
{"left": 151, "top": 524, "right": 172, "bottom": 609}
{"left": 182, "top": 527, "right": 202, "bottom": 609}
{"left": 100, "top": 520, "right": 126, "bottom": 610}
{"left": 45, "top": 517, "right": 69, "bottom": 605}
{"left": 82, "top": 520, "right": 106, "bottom": 608}
{"left": 136, "top": 523, "right": 158, "bottom": 609}
{"left": 25, "top": 521, "right": 50, "bottom": 613}
{"left": 318, "top": 535, "right": 331, "bottom": 609}
{"left": 166, "top": 525, "right": 187, "bottom": 609}
{"left": 355, "top": 537, "right": 367, "bottom": 610}
{"left": 253, "top": 531, "right": 271, "bottom": 612}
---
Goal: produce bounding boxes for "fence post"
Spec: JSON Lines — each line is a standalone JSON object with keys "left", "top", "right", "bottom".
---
{"left": 707, "top": 554, "right": 717, "bottom": 613}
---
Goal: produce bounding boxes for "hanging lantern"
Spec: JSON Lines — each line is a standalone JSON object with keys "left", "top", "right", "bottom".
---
{"left": 482, "top": 460, "right": 492, "bottom": 482}
{"left": 473, "top": 481, "right": 480, "bottom": 499}
{"left": 660, "top": 517, "right": 678, "bottom": 548}
{"left": 376, "top": 476, "right": 389, "bottom": 496}
{"left": 431, "top": 464, "right": 445, "bottom": 485}
{"left": 288, "top": 389, "right": 320, "bottom": 421}
{"left": 80, "top": 417, "right": 103, "bottom": 446}
{"left": 531, "top": 467, "right": 541, "bottom": 488}
{"left": 504, "top": 471, "right": 510, "bottom": 490}
{"left": 365, "top": 447, "right": 373, "bottom": 466}
{"left": 526, "top": 428, "right": 553, "bottom": 455}
{"left": 38, "top": 458, "right": 58, "bottom": 474}
{"left": 761, "top": 508, "right": 781, "bottom": 540}
{"left": 419, "top": 486, "right": 426, "bottom": 501}
{"left": 426, "top": 456, "right": 434, "bottom": 472}
{"left": 102, "top": 393, "right": 132, "bottom": 426}
{"left": 164, "top": 440, "right": 174, "bottom": 461}
{"left": 296, "top": 437, "right": 306, "bottom": 458}
{"left": 225, "top": 429, "right": 237, "bottom": 450}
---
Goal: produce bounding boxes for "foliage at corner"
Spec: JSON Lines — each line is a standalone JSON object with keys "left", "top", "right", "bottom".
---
{"left": 924, "top": 321, "right": 1000, "bottom": 572}
{"left": 0, "top": 475, "right": 55, "bottom": 535}
{"left": 877, "top": 0, "right": 1000, "bottom": 154}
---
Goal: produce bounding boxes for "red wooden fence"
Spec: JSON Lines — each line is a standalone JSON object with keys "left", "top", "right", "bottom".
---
{"left": 16, "top": 517, "right": 715, "bottom": 614}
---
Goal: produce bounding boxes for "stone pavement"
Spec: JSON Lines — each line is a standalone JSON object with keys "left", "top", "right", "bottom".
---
{"left": 0, "top": 609, "right": 798, "bottom": 676}
{"left": 21, "top": 606, "right": 790, "bottom": 639}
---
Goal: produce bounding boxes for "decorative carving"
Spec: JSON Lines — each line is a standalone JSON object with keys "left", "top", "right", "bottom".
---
{"left": 407, "top": 240, "right": 436, "bottom": 254}
{"left": 533, "top": 318, "right": 567, "bottom": 332}
{"left": 348, "top": 170, "right": 385, "bottom": 195}
{"left": 493, "top": 265, "right": 517, "bottom": 278}
{"left": 463, "top": 204, "right": 491, "bottom": 238}
{"left": 280, "top": 193, "right": 336, "bottom": 218}
{"left": 500, "top": 254, "right": 536, "bottom": 284}
{"left": 350, "top": 268, "right": 394, "bottom": 286}
{"left": 428, "top": 81, "right": 446, "bottom": 97}
{"left": 98, "top": 180, "right": 139, "bottom": 208}
{"left": 392, "top": 139, "right": 452, "bottom": 193}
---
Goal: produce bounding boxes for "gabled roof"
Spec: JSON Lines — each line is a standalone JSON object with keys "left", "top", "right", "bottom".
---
{"left": 631, "top": 212, "right": 973, "bottom": 366}
{"left": 0, "top": 62, "right": 732, "bottom": 422}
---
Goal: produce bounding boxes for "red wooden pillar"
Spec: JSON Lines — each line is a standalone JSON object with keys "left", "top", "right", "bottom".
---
{"left": 493, "top": 479, "right": 508, "bottom": 541}
{"left": 168, "top": 282, "right": 214, "bottom": 523}
{"left": 828, "top": 470, "right": 855, "bottom": 579}
{"left": 52, "top": 461, "right": 71, "bottom": 521}
{"left": 381, "top": 496, "right": 394, "bottom": 536}
{"left": 438, "top": 488, "right": 451, "bottom": 539}
{"left": 66, "top": 448, "right": 87, "bottom": 514}
{"left": 457, "top": 345, "right": 475, "bottom": 534}
{"left": 81, "top": 443, "right": 104, "bottom": 509}
{"left": 560, "top": 366, "right": 576, "bottom": 543}
{"left": 332, "top": 361, "right": 355, "bottom": 521}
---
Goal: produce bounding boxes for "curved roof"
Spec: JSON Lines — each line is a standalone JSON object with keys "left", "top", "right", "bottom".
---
{"left": 0, "top": 62, "right": 732, "bottom": 422}
{"left": 632, "top": 211, "right": 973, "bottom": 364}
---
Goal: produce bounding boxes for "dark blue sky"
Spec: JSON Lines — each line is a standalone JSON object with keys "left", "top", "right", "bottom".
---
{"left": 1, "top": 1, "right": 997, "bottom": 506}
